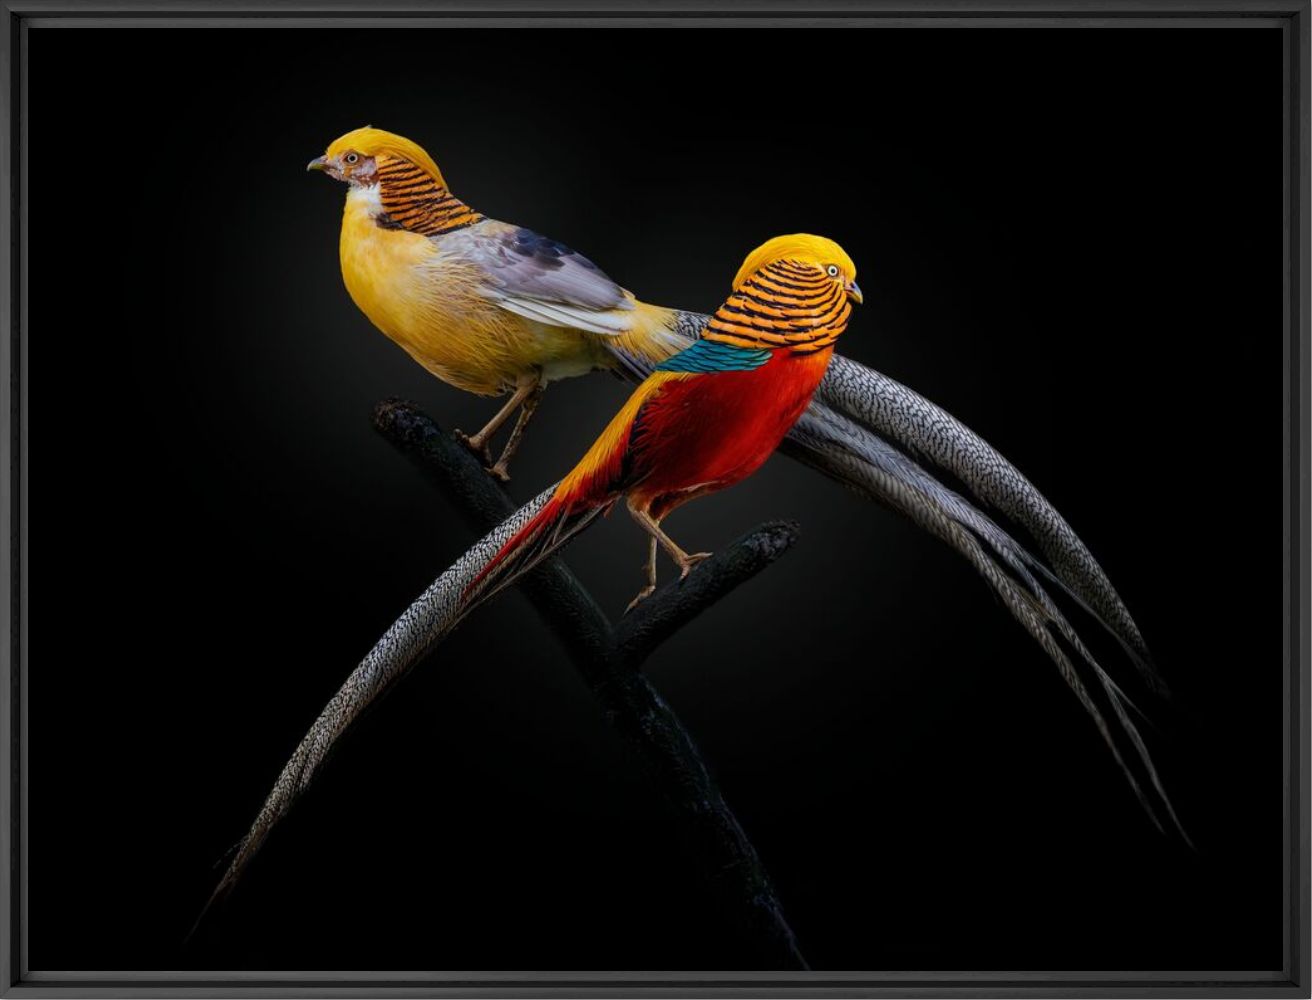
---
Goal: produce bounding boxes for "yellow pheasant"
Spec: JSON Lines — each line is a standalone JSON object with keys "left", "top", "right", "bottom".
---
{"left": 308, "top": 126, "right": 700, "bottom": 479}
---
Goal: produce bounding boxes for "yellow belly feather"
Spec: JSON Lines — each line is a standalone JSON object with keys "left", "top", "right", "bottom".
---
{"left": 338, "top": 193, "right": 606, "bottom": 396}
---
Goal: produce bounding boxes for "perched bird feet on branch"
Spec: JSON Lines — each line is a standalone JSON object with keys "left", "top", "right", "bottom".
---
{"left": 454, "top": 379, "right": 544, "bottom": 482}
{"left": 678, "top": 552, "right": 712, "bottom": 580}
{"left": 485, "top": 381, "right": 544, "bottom": 482}
{"left": 625, "top": 585, "right": 656, "bottom": 614}
{"left": 453, "top": 428, "right": 496, "bottom": 469}
{"left": 624, "top": 538, "right": 660, "bottom": 614}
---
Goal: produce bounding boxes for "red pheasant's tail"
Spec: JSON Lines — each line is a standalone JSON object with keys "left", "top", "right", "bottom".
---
{"left": 466, "top": 368, "right": 650, "bottom": 605}
{"left": 462, "top": 493, "right": 609, "bottom": 605}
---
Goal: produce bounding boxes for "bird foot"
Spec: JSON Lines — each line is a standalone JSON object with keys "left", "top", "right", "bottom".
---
{"left": 486, "top": 461, "right": 512, "bottom": 483}
{"left": 678, "top": 552, "right": 712, "bottom": 580}
{"left": 624, "top": 585, "right": 656, "bottom": 614}
{"left": 453, "top": 429, "right": 495, "bottom": 470}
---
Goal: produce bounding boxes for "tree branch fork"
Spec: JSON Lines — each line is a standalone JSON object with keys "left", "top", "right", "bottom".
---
{"left": 370, "top": 398, "right": 809, "bottom": 969}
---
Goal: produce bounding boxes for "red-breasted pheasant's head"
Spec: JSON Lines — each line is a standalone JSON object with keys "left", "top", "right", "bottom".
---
{"left": 733, "top": 234, "right": 862, "bottom": 305}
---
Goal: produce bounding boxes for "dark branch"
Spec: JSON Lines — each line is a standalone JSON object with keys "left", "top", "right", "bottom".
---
{"left": 375, "top": 398, "right": 612, "bottom": 666}
{"left": 610, "top": 521, "right": 800, "bottom": 669}
{"left": 372, "top": 399, "right": 807, "bottom": 969}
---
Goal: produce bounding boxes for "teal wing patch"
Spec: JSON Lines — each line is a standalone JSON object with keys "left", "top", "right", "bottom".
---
{"left": 655, "top": 339, "right": 770, "bottom": 373}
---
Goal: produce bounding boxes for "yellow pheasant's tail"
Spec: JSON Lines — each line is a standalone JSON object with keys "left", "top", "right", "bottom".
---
{"left": 602, "top": 302, "right": 703, "bottom": 380}
{"left": 465, "top": 369, "right": 680, "bottom": 603}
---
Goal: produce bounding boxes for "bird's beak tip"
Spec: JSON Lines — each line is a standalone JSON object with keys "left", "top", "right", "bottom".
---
{"left": 306, "top": 155, "right": 328, "bottom": 173}
{"left": 847, "top": 281, "right": 864, "bottom": 305}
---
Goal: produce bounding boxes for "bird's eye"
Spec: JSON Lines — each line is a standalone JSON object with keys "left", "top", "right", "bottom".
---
{"left": 345, "top": 153, "right": 359, "bottom": 165}
{"left": 826, "top": 264, "right": 840, "bottom": 277}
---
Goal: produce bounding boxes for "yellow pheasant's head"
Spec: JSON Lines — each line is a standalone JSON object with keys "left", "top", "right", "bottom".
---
{"left": 732, "top": 234, "right": 862, "bottom": 304}
{"left": 306, "top": 127, "right": 446, "bottom": 188}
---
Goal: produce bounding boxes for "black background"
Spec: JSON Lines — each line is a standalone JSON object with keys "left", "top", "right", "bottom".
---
{"left": 27, "top": 27, "right": 1284, "bottom": 972}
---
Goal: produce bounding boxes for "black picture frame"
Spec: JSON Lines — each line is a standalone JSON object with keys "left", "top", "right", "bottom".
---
{"left": 2, "top": 1, "right": 1307, "bottom": 995}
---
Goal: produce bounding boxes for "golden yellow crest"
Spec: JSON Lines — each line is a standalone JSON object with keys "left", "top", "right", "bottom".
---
{"left": 324, "top": 127, "right": 446, "bottom": 186}
{"left": 732, "top": 234, "right": 856, "bottom": 291}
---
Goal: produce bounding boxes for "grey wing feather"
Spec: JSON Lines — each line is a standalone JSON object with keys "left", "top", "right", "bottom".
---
{"left": 460, "top": 224, "right": 636, "bottom": 335}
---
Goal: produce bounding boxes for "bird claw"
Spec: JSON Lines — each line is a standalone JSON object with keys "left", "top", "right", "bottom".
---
{"left": 453, "top": 429, "right": 496, "bottom": 471}
{"left": 625, "top": 585, "right": 656, "bottom": 614}
{"left": 486, "top": 462, "right": 511, "bottom": 483}
{"left": 678, "top": 552, "right": 712, "bottom": 580}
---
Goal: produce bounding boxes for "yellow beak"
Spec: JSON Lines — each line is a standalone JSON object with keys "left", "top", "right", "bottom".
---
{"left": 306, "top": 155, "right": 329, "bottom": 172}
{"left": 846, "top": 280, "right": 864, "bottom": 305}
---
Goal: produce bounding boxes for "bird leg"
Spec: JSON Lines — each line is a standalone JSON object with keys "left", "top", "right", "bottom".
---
{"left": 627, "top": 503, "right": 712, "bottom": 602}
{"left": 487, "top": 380, "right": 545, "bottom": 482}
{"left": 625, "top": 537, "right": 659, "bottom": 614}
{"left": 454, "top": 374, "right": 540, "bottom": 470}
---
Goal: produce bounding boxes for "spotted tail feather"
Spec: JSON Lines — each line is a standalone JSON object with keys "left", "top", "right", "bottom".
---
{"left": 192, "top": 486, "right": 558, "bottom": 935}
{"left": 192, "top": 481, "right": 621, "bottom": 934}
{"left": 815, "top": 355, "right": 1161, "bottom": 694}
{"left": 786, "top": 403, "right": 1186, "bottom": 841}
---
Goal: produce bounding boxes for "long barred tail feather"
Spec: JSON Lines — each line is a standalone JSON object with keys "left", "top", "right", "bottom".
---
{"left": 193, "top": 483, "right": 622, "bottom": 935}
{"left": 815, "top": 355, "right": 1163, "bottom": 695}
{"left": 192, "top": 487, "right": 559, "bottom": 937}
{"left": 786, "top": 404, "right": 1186, "bottom": 841}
